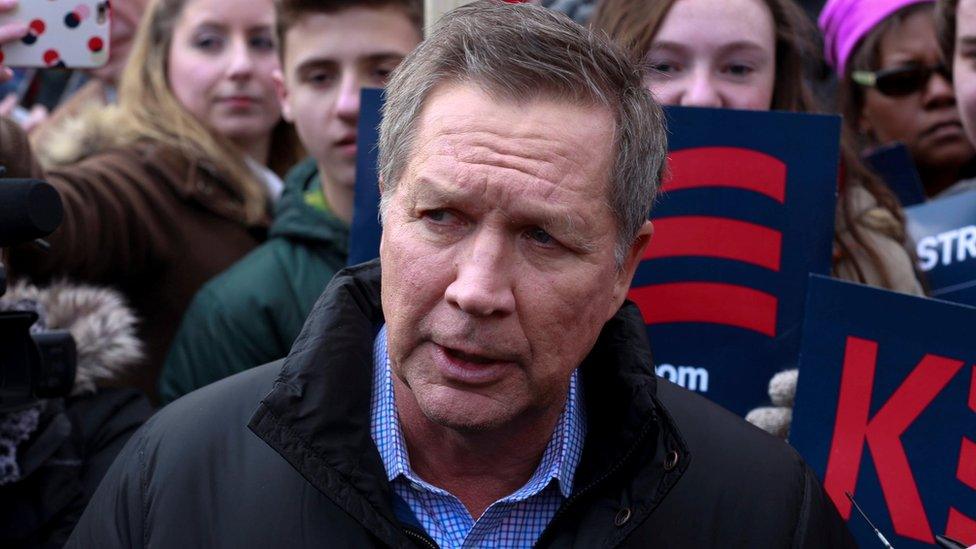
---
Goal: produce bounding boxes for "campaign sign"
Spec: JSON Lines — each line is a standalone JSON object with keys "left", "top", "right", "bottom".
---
{"left": 791, "top": 275, "right": 976, "bottom": 548}
{"left": 628, "top": 106, "right": 839, "bottom": 415}
{"left": 348, "top": 88, "right": 385, "bottom": 266}
{"left": 864, "top": 142, "right": 927, "bottom": 207}
{"left": 905, "top": 191, "right": 976, "bottom": 307}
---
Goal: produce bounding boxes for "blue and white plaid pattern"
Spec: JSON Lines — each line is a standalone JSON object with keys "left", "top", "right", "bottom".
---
{"left": 370, "top": 325, "right": 585, "bottom": 548}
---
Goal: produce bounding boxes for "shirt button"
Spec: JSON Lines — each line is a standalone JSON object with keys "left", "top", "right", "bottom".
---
{"left": 614, "top": 507, "right": 631, "bottom": 527}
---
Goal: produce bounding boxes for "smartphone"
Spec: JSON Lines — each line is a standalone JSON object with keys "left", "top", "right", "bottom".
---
{"left": 0, "top": 1, "right": 111, "bottom": 69}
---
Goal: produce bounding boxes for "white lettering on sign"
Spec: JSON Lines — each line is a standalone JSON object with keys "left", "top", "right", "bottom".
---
{"left": 655, "top": 363, "right": 710, "bottom": 393}
{"left": 916, "top": 225, "right": 976, "bottom": 271}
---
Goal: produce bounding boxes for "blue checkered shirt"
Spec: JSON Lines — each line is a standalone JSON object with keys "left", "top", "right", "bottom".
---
{"left": 370, "top": 325, "right": 586, "bottom": 548}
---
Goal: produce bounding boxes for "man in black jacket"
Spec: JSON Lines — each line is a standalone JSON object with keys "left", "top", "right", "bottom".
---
{"left": 68, "top": 2, "right": 856, "bottom": 547}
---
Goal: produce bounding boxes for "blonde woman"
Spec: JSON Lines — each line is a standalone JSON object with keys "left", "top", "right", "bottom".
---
{"left": 0, "top": 0, "right": 300, "bottom": 401}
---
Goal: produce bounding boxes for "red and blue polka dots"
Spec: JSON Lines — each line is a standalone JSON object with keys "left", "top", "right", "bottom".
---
{"left": 0, "top": 1, "right": 111, "bottom": 68}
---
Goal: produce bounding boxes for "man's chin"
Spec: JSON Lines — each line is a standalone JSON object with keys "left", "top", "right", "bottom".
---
{"left": 415, "top": 389, "right": 518, "bottom": 434}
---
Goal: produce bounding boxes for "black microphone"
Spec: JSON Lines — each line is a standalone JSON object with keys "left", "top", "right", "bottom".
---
{"left": 0, "top": 178, "right": 64, "bottom": 247}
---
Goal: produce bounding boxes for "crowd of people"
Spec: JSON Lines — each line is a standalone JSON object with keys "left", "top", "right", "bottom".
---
{"left": 0, "top": 0, "right": 974, "bottom": 546}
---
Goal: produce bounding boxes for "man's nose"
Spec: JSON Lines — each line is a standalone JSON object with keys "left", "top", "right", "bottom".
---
{"left": 680, "top": 69, "right": 723, "bottom": 108}
{"left": 335, "top": 72, "right": 361, "bottom": 121}
{"left": 444, "top": 231, "right": 516, "bottom": 318}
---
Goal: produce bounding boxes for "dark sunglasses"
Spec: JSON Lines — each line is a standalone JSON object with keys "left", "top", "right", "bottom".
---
{"left": 851, "top": 63, "right": 950, "bottom": 97}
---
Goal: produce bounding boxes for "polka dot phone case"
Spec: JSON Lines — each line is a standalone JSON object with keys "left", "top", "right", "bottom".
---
{"left": 0, "top": 1, "right": 111, "bottom": 68}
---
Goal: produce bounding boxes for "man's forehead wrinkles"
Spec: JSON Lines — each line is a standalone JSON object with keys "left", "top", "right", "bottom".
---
{"left": 428, "top": 124, "right": 589, "bottom": 170}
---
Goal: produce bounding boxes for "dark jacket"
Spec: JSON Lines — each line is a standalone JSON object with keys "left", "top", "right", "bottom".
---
{"left": 159, "top": 158, "right": 349, "bottom": 404}
{"left": 68, "top": 260, "right": 856, "bottom": 548}
{"left": 0, "top": 116, "right": 269, "bottom": 402}
{"left": 1, "top": 390, "right": 152, "bottom": 549}
{"left": 0, "top": 281, "right": 154, "bottom": 548}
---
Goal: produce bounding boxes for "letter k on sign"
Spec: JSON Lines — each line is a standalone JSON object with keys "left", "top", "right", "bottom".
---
{"left": 823, "top": 336, "right": 973, "bottom": 543}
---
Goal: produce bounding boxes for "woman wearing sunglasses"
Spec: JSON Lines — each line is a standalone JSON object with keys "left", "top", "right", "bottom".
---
{"left": 824, "top": 0, "right": 976, "bottom": 198}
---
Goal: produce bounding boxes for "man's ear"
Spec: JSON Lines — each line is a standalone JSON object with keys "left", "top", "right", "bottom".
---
{"left": 273, "top": 69, "right": 293, "bottom": 123}
{"left": 609, "top": 220, "right": 653, "bottom": 318}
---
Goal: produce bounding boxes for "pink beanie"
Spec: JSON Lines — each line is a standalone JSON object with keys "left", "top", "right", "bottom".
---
{"left": 818, "top": 0, "right": 934, "bottom": 76}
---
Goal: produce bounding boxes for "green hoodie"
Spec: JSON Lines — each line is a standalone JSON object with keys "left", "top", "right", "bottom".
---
{"left": 159, "top": 158, "right": 349, "bottom": 404}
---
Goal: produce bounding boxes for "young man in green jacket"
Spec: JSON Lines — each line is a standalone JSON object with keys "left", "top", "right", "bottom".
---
{"left": 159, "top": 0, "right": 423, "bottom": 403}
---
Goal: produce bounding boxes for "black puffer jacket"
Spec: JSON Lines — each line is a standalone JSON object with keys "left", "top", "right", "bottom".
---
{"left": 67, "top": 260, "right": 855, "bottom": 548}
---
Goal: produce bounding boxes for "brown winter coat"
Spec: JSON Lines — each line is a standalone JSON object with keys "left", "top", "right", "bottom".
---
{"left": 0, "top": 115, "right": 269, "bottom": 402}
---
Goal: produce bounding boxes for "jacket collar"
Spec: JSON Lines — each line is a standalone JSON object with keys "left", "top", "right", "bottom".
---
{"left": 269, "top": 158, "right": 350, "bottom": 247}
{"left": 248, "top": 259, "right": 687, "bottom": 546}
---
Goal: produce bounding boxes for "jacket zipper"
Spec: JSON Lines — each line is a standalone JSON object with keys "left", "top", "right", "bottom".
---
{"left": 534, "top": 417, "right": 658, "bottom": 547}
{"left": 402, "top": 526, "right": 438, "bottom": 549}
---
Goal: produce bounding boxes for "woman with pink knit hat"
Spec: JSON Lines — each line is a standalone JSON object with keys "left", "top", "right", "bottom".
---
{"left": 821, "top": 0, "right": 976, "bottom": 197}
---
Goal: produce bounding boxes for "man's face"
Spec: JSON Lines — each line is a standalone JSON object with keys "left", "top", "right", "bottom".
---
{"left": 278, "top": 7, "right": 420, "bottom": 189}
{"left": 380, "top": 83, "right": 652, "bottom": 433}
{"left": 954, "top": 0, "right": 976, "bottom": 146}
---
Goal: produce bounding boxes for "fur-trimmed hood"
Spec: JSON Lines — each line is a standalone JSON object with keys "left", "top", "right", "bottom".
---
{"left": 0, "top": 280, "right": 143, "bottom": 395}
{"left": 34, "top": 105, "right": 134, "bottom": 169}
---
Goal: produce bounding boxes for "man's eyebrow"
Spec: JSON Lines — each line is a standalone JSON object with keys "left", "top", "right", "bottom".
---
{"left": 411, "top": 177, "right": 601, "bottom": 254}
{"left": 361, "top": 53, "right": 408, "bottom": 63}
{"left": 295, "top": 58, "right": 336, "bottom": 73}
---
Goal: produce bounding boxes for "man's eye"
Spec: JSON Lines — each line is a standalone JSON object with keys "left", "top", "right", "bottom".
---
{"left": 423, "top": 209, "right": 457, "bottom": 224}
{"left": 306, "top": 71, "right": 334, "bottom": 85}
{"left": 371, "top": 64, "right": 398, "bottom": 84}
{"left": 526, "top": 227, "right": 555, "bottom": 246}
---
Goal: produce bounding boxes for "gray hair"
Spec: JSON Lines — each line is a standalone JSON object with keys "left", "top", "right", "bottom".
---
{"left": 378, "top": 0, "right": 667, "bottom": 265}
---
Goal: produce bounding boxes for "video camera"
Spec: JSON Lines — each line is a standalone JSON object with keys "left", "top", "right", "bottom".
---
{"left": 0, "top": 168, "right": 77, "bottom": 413}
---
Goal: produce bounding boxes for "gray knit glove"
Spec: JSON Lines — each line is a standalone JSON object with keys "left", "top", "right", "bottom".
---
{"left": 745, "top": 369, "right": 797, "bottom": 439}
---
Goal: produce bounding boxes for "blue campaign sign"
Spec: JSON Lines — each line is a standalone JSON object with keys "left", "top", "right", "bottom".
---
{"left": 864, "top": 142, "right": 927, "bottom": 207}
{"left": 628, "top": 106, "right": 839, "bottom": 415}
{"left": 791, "top": 274, "right": 976, "bottom": 548}
{"left": 905, "top": 191, "right": 976, "bottom": 307}
{"left": 347, "top": 88, "right": 385, "bottom": 266}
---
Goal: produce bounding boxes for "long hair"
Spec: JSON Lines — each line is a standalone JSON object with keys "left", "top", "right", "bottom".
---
{"left": 116, "top": 0, "right": 300, "bottom": 224}
{"left": 591, "top": 0, "right": 912, "bottom": 290}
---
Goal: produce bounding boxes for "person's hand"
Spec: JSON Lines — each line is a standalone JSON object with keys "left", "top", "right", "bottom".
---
{"left": 0, "top": 93, "right": 48, "bottom": 131}
{"left": 0, "top": 0, "right": 28, "bottom": 85}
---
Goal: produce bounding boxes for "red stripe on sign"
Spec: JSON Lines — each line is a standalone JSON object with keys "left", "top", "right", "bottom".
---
{"left": 645, "top": 216, "right": 782, "bottom": 271}
{"left": 665, "top": 147, "right": 787, "bottom": 203}
{"left": 629, "top": 282, "right": 778, "bottom": 337}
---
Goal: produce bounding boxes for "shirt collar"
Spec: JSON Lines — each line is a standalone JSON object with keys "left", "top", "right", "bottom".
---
{"left": 369, "top": 324, "right": 585, "bottom": 499}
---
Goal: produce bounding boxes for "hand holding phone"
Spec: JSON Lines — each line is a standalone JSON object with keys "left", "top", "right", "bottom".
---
{"left": 0, "top": 0, "right": 110, "bottom": 71}
{"left": 0, "top": 0, "right": 27, "bottom": 83}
